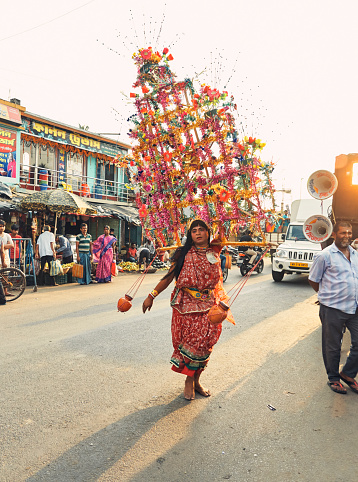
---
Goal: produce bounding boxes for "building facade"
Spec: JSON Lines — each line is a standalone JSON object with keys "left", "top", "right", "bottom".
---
{"left": 0, "top": 98, "right": 141, "bottom": 248}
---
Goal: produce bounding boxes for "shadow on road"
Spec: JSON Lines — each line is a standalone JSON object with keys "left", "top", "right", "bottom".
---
{"left": 26, "top": 394, "right": 195, "bottom": 482}
{"left": 26, "top": 325, "right": 358, "bottom": 482}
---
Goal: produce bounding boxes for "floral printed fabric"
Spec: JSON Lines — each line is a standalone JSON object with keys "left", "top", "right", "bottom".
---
{"left": 170, "top": 246, "right": 233, "bottom": 376}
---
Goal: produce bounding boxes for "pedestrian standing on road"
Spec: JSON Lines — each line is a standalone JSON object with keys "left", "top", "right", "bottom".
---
{"left": 10, "top": 224, "right": 21, "bottom": 266}
{"left": 142, "top": 220, "right": 233, "bottom": 401}
{"left": 309, "top": 221, "right": 358, "bottom": 395}
{"left": 92, "top": 225, "right": 116, "bottom": 283}
{"left": 0, "top": 219, "right": 14, "bottom": 267}
{"left": 35, "top": 225, "right": 57, "bottom": 287}
{"left": 0, "top": 236, "right": 7, "bottom": 305}
{"left": 76, "top": 223, "right": 93, "bottom": 285}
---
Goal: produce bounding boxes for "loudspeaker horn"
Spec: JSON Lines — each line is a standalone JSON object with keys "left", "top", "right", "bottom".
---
{"left": 307, "top": 170, "right": 338, "bottom": 200}
{"left": 303, "top": 215, "right": 333, "bottom": 243}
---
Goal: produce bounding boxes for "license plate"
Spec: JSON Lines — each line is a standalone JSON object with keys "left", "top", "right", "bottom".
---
{"left": 290, "top": 262, "right": 308, "bottom": 268}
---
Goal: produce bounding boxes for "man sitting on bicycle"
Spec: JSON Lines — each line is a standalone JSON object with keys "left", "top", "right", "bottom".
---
{"left": 0, "top": 238, "right": 6, "bottom": 305}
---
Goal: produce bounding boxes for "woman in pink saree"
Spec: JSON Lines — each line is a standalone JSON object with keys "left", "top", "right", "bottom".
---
{"left": 92, "top": 226, "right": 116, "bottom": 283}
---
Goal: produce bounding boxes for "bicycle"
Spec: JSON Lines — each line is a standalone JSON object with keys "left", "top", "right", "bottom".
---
{"left": 0, "top": 267, "right": 26, "bottom": 302}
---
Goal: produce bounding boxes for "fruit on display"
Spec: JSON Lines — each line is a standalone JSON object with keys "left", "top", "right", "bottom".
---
{"left": 61, "top": 262, "right": 75, "bottom": 274}
{"left": 118, "top": 261, "right": 140, "bottom": 271}
{"left": 117, "top": 260, "right": 169, "bottom": 272}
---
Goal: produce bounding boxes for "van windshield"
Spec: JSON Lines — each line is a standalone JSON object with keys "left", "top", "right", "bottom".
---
{"left": 286, "top": 225, "right": 306, "bottom": 241}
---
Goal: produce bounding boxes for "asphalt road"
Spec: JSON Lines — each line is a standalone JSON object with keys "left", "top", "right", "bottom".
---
{"left": 1, "top": 263, "right": 358, "bottom": 482}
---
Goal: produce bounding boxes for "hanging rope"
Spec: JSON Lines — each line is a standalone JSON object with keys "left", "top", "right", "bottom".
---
{"left": 227, "top": 248, "right": 269, "bottom": 307}
{"left": 125, "top": 253, "right": 158, "bottom": 299}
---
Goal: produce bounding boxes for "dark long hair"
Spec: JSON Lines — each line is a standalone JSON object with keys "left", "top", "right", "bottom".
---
{"left": 162, "top": 219, "right": 211, "bottom": 280}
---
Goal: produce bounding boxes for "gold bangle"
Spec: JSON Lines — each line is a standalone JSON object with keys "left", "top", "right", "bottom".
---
{"left": 150, "top": 289, "right": 159, "bottom": 298}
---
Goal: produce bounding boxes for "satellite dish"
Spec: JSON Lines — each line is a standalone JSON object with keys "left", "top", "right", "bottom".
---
{"left": 303, "top": 215, "right": 333, "bottom": 243}
{"left": 307, "top": 170, "right": 338, "bottom": 200}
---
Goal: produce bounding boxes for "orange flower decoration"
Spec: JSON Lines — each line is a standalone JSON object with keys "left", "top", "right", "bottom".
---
{"left": 219, "top": 190, "right": 230, "bottom": 202}
{"left": 141, "top": 49, "right": 152, "bottom": 60}
{"left": 139, "top": 204, "right": 148, "bottom": 217}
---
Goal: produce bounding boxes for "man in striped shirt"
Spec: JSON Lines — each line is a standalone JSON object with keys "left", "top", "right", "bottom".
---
{"left": 76, "top": 223, "right": 93, "bottom": 285}
{"left": 309, "top": 221, "right": 358, "bottom": 395}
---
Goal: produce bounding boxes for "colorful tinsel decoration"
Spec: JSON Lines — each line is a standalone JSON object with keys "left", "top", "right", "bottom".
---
{"left": 125, "top": 47, "right": 275, "bottom": 246}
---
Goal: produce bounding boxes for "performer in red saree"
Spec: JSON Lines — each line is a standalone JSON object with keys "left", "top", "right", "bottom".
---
{"left": 92, "top": 226, "right": 116, "bottom": 283}
{"left": 143, "top": 220, "right": 234, "bottom": 400}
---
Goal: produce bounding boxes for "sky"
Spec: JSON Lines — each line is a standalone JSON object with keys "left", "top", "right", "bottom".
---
{"left": 1, "top": 0, "right": 358, "bottom": 206}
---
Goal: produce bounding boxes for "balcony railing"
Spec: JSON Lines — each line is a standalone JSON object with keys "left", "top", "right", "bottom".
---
{"left": 19, "top": 166, "right": 135, "bottom": 203}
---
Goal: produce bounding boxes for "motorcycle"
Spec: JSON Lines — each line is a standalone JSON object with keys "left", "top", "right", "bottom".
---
{"left": 220, "top": 246, "right": 238, "bottom": 283}
{"left": 237, "top": 246, "right": 264, "bottom": 276}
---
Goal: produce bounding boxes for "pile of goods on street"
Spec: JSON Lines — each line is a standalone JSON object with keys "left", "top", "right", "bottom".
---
{"left": 118, "top": 261, "right": 140, "bottom": 272}
{"left": 152, "top": 259, "right": 170, "bottom": 271}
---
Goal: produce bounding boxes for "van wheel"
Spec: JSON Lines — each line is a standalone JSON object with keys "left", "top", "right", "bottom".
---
{"left": 272, "top": 270, "right": 284, "bottom": 282}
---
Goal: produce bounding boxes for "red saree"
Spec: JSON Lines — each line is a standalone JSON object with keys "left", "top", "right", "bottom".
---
{"left": 170, "top": 246, "right": 234, "bottom": 377}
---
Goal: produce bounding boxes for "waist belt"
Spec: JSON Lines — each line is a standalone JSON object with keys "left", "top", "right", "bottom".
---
{"left": 183, "top": 287, "right": 212, "bottom": 301}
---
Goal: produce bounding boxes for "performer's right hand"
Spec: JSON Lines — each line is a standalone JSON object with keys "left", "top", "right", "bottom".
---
{"left": 142, "top": 296, "right": 153, "bottom": 313}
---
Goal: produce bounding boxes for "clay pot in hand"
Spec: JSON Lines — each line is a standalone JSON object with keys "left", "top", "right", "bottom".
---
{"left": 208, "top": 301, "right": 229, "bottom": 324}
{"left": 117, "top": 294, "right": 133, "bottom": 312}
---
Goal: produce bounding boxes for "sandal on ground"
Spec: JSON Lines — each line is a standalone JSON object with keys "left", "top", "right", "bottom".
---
{"left": 340, "top": 373, "right": 358, "bottom": 393}
{"left": 327, "top": 381, "right": 347, "bottom": 394}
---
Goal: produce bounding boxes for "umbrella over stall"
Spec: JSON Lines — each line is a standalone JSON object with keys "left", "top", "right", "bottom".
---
{"left": 19, "top": 188, "right": 97, "bottom": 234}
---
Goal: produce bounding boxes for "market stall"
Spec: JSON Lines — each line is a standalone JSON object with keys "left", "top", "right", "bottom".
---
{"left": 19, "top": 188, "right": 97, "bottom": 284}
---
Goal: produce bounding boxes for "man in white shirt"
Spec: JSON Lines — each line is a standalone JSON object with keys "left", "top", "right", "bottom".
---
{"left": 35, "top": 225, "right": 57, "bottom": 286}
{"left": 0, "top": 219, "right": 14, "bottom": 267}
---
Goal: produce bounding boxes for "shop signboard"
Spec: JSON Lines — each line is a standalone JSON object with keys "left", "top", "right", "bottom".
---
{"left": 0, "top": 102, "right": 22, "bottom": 125}
{"left": 0, "top": 127, "right": 17, "bottom": 179}
{"left": 58, "top": 149, "right": 66, "bottom": 185}
{"left": 22, "top": 119, "right": 126, "bottom": 158}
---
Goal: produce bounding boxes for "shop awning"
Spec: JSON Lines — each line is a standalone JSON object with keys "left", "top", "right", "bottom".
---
{"left": 0, "top": 198, "right": 18, "bottom": 212}
{"left": 87, "top": 201, "right": 140, "bottom": 225}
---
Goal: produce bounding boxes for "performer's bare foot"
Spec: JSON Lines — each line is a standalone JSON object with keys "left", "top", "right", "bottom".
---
{"left": 184, "top": 376, "right": 195, "bottom": 400}
{"left": 194, "top": 371, "right": 211, "bottom": 397}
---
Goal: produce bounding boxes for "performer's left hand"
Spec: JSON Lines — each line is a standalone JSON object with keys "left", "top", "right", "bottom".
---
{"left": 142, "top": 296, "right": 153, "bottom": 313}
